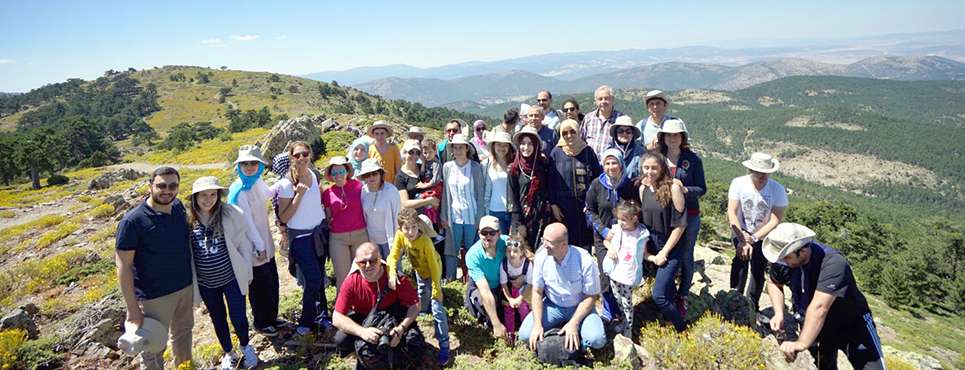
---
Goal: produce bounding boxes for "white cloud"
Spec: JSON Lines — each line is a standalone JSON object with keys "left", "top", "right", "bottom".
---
{"left": 231, "top": 35, "right": 260, "bottom": 41}
{"left": 0, "top": 59, "right": 15, "bottom": 64}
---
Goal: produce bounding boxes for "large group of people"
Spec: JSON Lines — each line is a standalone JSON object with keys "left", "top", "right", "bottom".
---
{"left": 116, "top": 86, "right": 884, "bottom": 370}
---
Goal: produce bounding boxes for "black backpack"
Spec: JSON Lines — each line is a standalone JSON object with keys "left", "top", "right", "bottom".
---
{"left": 536, "top": 328, "right": 582, "bottom": 366}
{"left": 354, "top": 280, "right": 429, "bottom": 370}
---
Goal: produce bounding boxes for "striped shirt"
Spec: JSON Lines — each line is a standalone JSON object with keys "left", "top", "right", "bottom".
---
{"left": 190, "top": 222, "right": 235, "bottom": 289}
{"left": 581, "top": 108, "right": 624, "bottom": 161}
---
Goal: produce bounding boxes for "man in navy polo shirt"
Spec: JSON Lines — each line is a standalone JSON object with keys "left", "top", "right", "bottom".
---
{"left": 115, "top": 167, "right": 194, "bottom": 370}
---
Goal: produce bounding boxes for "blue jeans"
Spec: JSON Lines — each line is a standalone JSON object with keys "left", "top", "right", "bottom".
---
{"left": 198, "top": 281, "right": 249, "bottom": 352}
{"left": 291, "top": 235, "right": 323, "bottom": 328}
{"left": 649, "top": 232, "right": 685, "bottom": 331}
{"left": 518, "top": 300, "right": 606, "bottom": 350}
{"left": 677, "top": 214, "right": 701, "bottom": 299}
{"left": 445, "top": 223, "right": 477, "bottom": 280}
{"left": 488, "top": 211, "right": 512, "bottom": 235}
{"left": 417, "top": 274, "right": 450, "bottom": 347}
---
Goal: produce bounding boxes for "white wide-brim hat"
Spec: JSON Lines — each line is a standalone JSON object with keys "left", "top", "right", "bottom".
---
{"left": 742, "top": 152, "right": 780, "bottom": 173}
{"left": 658, "top": 119, "right": 688, "bottom": 134}
{"left": 367, "top": 120, "right": 394, "bottom": 137}
{"left": 357, "top": 158, "right": 384, "bottom": 177}
{"left": 324, "top": 156, "right": 354, "bottom": 180}
{"left": 117, "top": 317, "right": 168, "bottom": 354}
{"left": 191, "top": 176, "right": 226, "bottom": 195}
{"left": 234, "top": 144, "right": 268, "bottom": 165}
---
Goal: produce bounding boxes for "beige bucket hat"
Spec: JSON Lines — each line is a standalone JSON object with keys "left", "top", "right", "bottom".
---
{"left": 762, "top": 223, "right": 817, "bottom": 263}
{"left": 191, "top": 176, "right": 226, "bottom": 195}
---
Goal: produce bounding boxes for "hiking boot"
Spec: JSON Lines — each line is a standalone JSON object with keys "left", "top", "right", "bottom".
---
{"left": 241, "top": 345, "right": 259, "bottom": 369}
{"left": 219, "top": 352, "right": 238, "bottom": 370}
{"left": 676, "top": 298, "right": 688, "bottom": 318}
{"left": 255, "top": 325, "right": 279, "bottom": 337}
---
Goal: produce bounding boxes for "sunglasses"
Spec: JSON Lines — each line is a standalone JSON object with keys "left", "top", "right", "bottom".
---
{"left": 475, "top": 126, "right": 485, "bottom": 131}
{"left": 408, "top": 149, "right": 422, "bottom": 156}
{"left": 291, "top": 152, "right": 310, "bottom": 159}
{"left": 536, "top": 98, "right": 549, "bottom": 102}
{"left": 563, "top": 107, "right": 578, "bottom": 112}
{"left": 480, "top": 229, "right": 498, "bottom": 236}
{"left": 355, "top": 258, "right": 379, "bottom": 267}
{"left": 330, "top": 168, "right": 348, "bottom": 176}
{"left": 617, "top": 128, "right": 634, "bottom": 134}
{"left": 240, "top": 161, "right": 260, "bottom": 167}
{"left": 154, "top": 182, "right": 179, "bottom": 190}
{"left": 445, "top": 128, "right": 459, "bottom": 133}
{"left": 562, "top": 130, "right": 577, "bottom": 136}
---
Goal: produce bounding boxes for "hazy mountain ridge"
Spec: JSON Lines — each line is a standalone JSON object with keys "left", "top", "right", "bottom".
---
{"left": 359, "top": 55, "right": 965, "bottom": 106}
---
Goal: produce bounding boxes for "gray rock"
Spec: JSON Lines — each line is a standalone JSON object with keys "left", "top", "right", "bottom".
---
{"left": 77, "top": 318, "right": 121, "bottom": 350}
{"left": 89, "top": 169, "right": 146, "bottom": 190}
{"left": 259, "top": 114, "right": 327, "bottom": 161}
{"left": 761, "top": 335, "right": 818, "bottom": 370}
{"left": 694, "top": 245, "right": 727, "bottom": 265}
{"left": 19, "top": 302, "right": 40, "bottom": 316}
{"left": 612, "top": 334, "right": 641, "bottom": 368}
{"left": 883, "top": 346, "right": 943, "bottom": 370}
{"left": 103, "top": 195, "right": 127, "bottom": 213}
{"left": 1, "top": 308, "right": 39, "bottom": 339}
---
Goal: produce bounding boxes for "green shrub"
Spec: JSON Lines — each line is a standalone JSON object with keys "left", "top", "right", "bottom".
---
{"left": 87, "top": 203, "right": 114, "bottom": 219}
{"left": 319, "top": 131, "right": 357, "bottom": 156}
{"left": 17, "top": 336, "right": 62, "bottom": 370}
{"left": 0, "top": 329, "right": 27, "bottom": 369}
{"left": 639, "top": 314, "right": 763, "bottom": 370}
{"left": 45, "top": 174, "right": 69, "bottom": 186}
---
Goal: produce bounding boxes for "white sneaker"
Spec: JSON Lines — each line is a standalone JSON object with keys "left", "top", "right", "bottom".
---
{"left": 242, "top": 345, "right": 259, "bottom": 369}
{"left": 220, "top": 352, "right": 238, "bottom": 370}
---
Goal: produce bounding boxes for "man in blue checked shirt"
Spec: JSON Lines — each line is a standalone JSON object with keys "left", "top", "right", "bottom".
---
{"left": 519, "top": 223, "right": 606, "bottom": 353}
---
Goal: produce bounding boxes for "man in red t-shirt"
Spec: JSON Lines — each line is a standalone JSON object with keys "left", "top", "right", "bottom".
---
{"left": 332, "top": 243, "right": 422, "bottom": 360}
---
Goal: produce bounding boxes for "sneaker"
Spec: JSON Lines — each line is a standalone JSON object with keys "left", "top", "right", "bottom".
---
{"left": 295, "top": 326, "right": 312, "bottom": 336}
{"left": 437, "top": 344, "right": 450, "bottom": 365}
{"left": 219, "top": 352, "right": 238, "bottom": 370}
{"left": 676, "top": 298, "right": 688, "bottom": 318}
{"left": 241, "top": 345, "right": 259, "bottom": 369}
{"left": 255, "top": 325, "right": 279, "bottom": 337}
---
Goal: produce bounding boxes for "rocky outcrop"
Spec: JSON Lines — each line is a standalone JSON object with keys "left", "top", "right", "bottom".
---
{"left": 883, "top": 346, "right": 943, "bottom": 370}
{"left": 259, "top": 114, "right": 329, "bottom": 161}
{"left": 88, "top": 169, "right": 146, "bottom": 190}
{"left": 1, "top": 304, "right": 40, "bottom": 338}
{"left": 60, "top": 292, "right": 125, "bottom": 354}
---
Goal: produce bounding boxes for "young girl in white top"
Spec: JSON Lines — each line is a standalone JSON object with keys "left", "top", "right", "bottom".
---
{"left": 499, "top": 234, "right": 532, "bottom": 344}
{"left": 603, "top": 199, "right": 650, "bottom": 337}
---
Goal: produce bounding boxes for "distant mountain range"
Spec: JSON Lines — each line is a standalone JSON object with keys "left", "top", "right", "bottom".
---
{"left": 352, "top": 56, "right": 965, "bottom": 106}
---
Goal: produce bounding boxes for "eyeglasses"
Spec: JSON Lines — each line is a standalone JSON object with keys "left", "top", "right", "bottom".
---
{"left": 292, "top": 152, "right": 310, "bottom": 159}
{"left": 536, "top": 98, "right": 549, "bottom": 102}
{"left": 154, "top": 182, "right": 179, "bottom": 190}
{"left": 407, "top": 149, "right": 422, "bottom": 156}
{"left": 355, "top": 258, "right": 379, "bottom": 267}
{"left": 240, "top": 161, "right": 260, "bottom": 167}
{"left": 563, "top": 107, "right": 578, "bottom": 112}
{"left": 480, "top": 229, "right": 498, "bottom": 236}
{"left": 617, "top": 128, "right": 634, "bottom": 134}
{"left": 330, "top": 168, "right": 348, "bottom": 176}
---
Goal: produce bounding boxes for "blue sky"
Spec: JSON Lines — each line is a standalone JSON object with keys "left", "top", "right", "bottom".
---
{"left": 1, "top": 0, "right": 963, "bottom": 92}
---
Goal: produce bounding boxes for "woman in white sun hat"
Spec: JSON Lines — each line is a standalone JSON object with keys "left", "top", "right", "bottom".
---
{"left": 322, "top": 156, "right": 369, "bottom": 293}
{"left": 655, "top": 119, "right": 706, "bottom": 318}
{"left": 481, "top": 131, "right": 516, "bottom": 234}
{"left": 358, "top": 158, "right": 402, "bottom": 261}
{"left": 188, "top": 176, "right": 262, "bottom": 370}
{"left": 727, "top": 152, "right": 788, "bottom": 310}
{"left": 440, "top": 133, "right": 486, "bottom": 281}
{"left": 227, "top": 145, "right": 283, "bottom": 338}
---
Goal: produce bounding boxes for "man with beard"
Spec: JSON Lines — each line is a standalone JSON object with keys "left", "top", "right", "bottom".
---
{"left": 763, "top": 223, "right": 884, "bottom": 370}
{"left": 115, "top": 167, "right": 194, "bottom": 370}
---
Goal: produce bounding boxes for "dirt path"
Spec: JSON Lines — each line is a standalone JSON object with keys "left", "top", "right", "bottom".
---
{"left": 106, "top": 161, "right": 227, "bottom": 172}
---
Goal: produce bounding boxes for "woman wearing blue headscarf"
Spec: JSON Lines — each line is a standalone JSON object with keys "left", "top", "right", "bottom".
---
{"left": 227, "top": 145, "right": 283, "bottom": 337}
{"left": 346, "top": 138, "right": 370, "bottom": 179}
